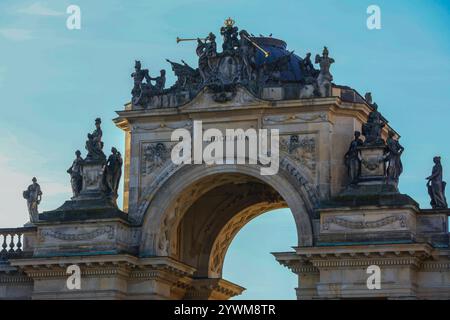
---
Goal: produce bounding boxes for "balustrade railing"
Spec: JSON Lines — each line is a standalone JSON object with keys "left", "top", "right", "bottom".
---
{"left": 0, "top": 227, "right": 36, "bottom": 259}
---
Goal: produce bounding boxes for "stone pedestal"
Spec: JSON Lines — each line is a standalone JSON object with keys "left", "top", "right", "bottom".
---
{"left": 78, "top": 160, "right": 106, "bottom": 200}
{"left": 316, "top": 141, "right": 420, "bottom": 245}
{"left": 40, "top": 159, "right": 120, "bottom": 218}
{"left": 358, "top": 145, "right": 386, "bottom": 185}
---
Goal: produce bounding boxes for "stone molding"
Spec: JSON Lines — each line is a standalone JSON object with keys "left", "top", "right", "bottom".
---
{"left": 39, "top": 226, "right": 114, "bottom": 242}
{"left": 0, "top": 273, "right": 32, "bottom": 284}
{"left": 322, "top": 215, "right": 406, "bottom": 230}
{"left": 263, "top": 113, "right": 327, "bottom": 124}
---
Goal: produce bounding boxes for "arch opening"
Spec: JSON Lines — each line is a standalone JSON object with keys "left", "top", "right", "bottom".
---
{"left": 178, "top": 177, "right": 287, "bottom": 278}
{"left": 139, "top": 164, "right": 316, "bottom": 285}
{"left": 222, "top": 208, "right": 298, "bottom": 300}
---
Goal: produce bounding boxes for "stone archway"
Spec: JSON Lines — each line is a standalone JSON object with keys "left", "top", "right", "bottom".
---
{"left": 138, "top": 162, "right": 318, "bottom": 291}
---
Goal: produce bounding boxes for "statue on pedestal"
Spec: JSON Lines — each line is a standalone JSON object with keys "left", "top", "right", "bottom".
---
{"left": 315, "top": 46, "right": 335, "bottom": 97}
{"left": 344, "top": 131, "right": 363, "bottom": 185}
{"left": 362, "top": 103, "right": 386, "bottom": 145}
{"left": 426, "top": 156, "right": 448, "bottom": 209}
{"left": 385, "top": 132, "right": 404, "bottom": 186}
{"left": 67, "top": 150, "right": 83, "bottom": 198}
{"left": 22, "top": 177, "right": 42, "bottom": 223}
{"left": 85, "top": 118, "right": 106, "bottom": 162}
{"left": 104, "top": 147, "right": 123, "bottom": 199}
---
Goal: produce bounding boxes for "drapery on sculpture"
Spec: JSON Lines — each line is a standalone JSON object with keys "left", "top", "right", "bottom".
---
{"left": 22, "top": 177, "right": 42, "bottom": 223}
{"left": 85, "top": 118, "right": 106, "bottom": 162}
{"left": 385, "top": 131, "right": 404, "bottom": 187}
{"left": 426, "top": 156, "right": 448, "bottom": 209}
{"left": 362, "top": 102, "right": 386, "bottom": 146}
{"left": 67, "top": 150, "right": 84, "bottom": 198}
{"left": 196, "top": 32, "right": 217, "bottom": 83}
{"left": 344, "top": 131, "right": 363, "bottom": 185}
{"left": 315, "top": 46, "right": 335, "bottom": 97}
{"left": 103, "top": 147, "right": 123, "bottom": 200}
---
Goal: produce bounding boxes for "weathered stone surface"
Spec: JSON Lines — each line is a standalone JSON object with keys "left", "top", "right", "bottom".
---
{"left": 1, "top": 21, "right": 449, "bottom": 301}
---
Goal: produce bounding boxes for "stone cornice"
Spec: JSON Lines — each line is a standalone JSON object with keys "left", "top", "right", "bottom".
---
{"left": 184, "top": 278, "right": 245, "bottom": 299}
{"left": 310, "top": 257, "right": 423, "bottom": 269}
{"left": 9, "top": 255, "right": 196, "bottom": 281}
{"left": 318, "top": 204, "right": 420, "bottom": 214}
{"left": 421, "top": 261, "right": 450, "bottom": 271}
{"left": 115, "top": 96, "right": 340, "bottom": 119}
{"left": 292, "top": 243, "right": 434, "bottom": 259}
{"left": 274, "top": 244, "right": 444, "bottom": 274}
{"left": 113, "top": 96, "right": 350, "bottom": 131}
{"left": 9, "top": 253, "right": 139, "bottom": 268}
{"left": 0, "top": 273, "right": 32, "bottom": 284}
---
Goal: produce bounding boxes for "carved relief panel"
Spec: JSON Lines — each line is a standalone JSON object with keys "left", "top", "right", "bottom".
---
{"left": 280, "top": 133, "right": 317, "bottom": 175}
{"left": 139, "top": 141, "right": 176, "bottom": 199}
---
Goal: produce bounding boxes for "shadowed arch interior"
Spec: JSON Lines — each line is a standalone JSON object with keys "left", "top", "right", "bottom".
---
{"left": 139, "top": 164, "right": 317, "bottom": 282}
{"left": 178, "top": 179, "right": 286, "bottom": 278}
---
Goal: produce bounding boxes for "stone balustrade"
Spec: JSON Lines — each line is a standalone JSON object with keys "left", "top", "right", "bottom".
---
{"left": 0, "top": 227, "right": 36, "bottom": 259}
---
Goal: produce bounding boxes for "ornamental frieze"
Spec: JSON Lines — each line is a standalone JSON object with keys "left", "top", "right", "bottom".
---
{"left": 322, "top": 215, "right": 406, "bottom": 231}
{"left": 39, "top": 226, "right": 114, "bottom": 241}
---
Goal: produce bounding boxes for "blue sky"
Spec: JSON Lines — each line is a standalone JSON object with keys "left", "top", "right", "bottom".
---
{"left": 0, "top": 0, "right": 449, "bottom": 299}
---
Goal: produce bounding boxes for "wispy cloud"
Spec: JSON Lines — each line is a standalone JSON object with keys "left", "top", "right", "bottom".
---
{"left": 0, "top": 28, "right": 32, "bottom": 41}
{"left": 17, "top": 2, "right": 64, "bottom": 17}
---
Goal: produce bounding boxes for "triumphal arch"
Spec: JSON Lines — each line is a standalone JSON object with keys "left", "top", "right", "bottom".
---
{"left": 1, "top": 19, "right": 449, "bottom": 299}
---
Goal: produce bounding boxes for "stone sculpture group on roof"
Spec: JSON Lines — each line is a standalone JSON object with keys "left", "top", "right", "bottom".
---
{"left": 129, "top": 18, "right": 337, "bottom": 107}
{"left": 21, "top": 18, "right": 448, "bottom": 225}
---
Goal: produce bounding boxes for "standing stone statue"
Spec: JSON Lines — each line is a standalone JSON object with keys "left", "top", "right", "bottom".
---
{"left": 365, "top": 92, "right": 373, "bottom": 105}
{"left": 385, "top": 131, "right": 404, "bottom": 186}
{"left": 362, "top": 103, "right": 386, "bottom": 145}
{"left": 131, "top": 60, "right": 151, "bottom": 104}
{"left": 344, "top": 131, "right": 364, "bottom": 185}
{"left": 67, "top": 150, "right": 84, "bottom": 198}
{"left": 426, "top": 156, "right": 448, "bottom": 209}
{"left": 104, "top": 147, "right": 123, "bottom": 199}
{"left": 315, "top": 46, "right": 335, "bottom": 97}
{"left": 196, "top": 32, "right": 217, "bottom": 83}
{"left": 22, "top": 177, "right": 42, "bottom": 223}
{"left": 85, "top": 118, "right": 106, "bottom": 162}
